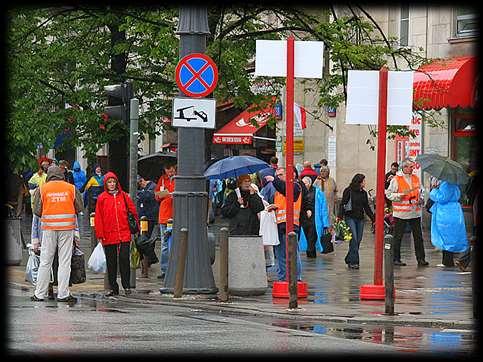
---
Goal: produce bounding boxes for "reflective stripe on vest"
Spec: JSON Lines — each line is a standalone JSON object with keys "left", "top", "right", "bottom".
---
{"left": 392, "top": 174, "right": 421, "bottom": 213}
{"left": 40, "top": 181, "right": 76, "bottom": 230}
{"left": 274, "top": 191, "right": 302, "bottom": 226}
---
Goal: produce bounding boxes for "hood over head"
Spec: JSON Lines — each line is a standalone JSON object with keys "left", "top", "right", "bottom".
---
{"left": 103, "top": 171, "right": 123, "bottom": 192}
{"left": 73, "top": 161, "right": 81, "bottom": 171}
{"left": 46, "top": 165, "right": 65, "bottom": 182}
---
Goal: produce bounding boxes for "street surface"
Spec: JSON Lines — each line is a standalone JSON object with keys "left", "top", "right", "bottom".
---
{"left": 7, "top": 213, "right": 475, "bottom": 355}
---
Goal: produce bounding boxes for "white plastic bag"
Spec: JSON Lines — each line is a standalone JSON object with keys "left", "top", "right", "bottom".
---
{"left": 25, "top": 249, "right": 40, "bottom": 285}
{"left": 87, "top": 243, "right": 107, "bottom": 273}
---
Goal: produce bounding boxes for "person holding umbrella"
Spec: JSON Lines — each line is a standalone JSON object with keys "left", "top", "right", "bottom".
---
{"left": 428, "top": 178, "right": 469, "bottom": 266}
{"left": 385, "top": 158, "right": 429, "bottom": 267}
{"left": 221, "top": 174, "right": 264, "bottom": 236}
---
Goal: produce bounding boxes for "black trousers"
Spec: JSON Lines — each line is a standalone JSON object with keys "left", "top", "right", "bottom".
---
{"left": 302, "top": 218, "right": 317, "bottom": 257}
{"left": 442, "top": 250, "right": 455, "bottom": 267}
{"left": 103, "top": 243, "right": 131, "bottom": 293}
{"left": 392, "top": 217, "right": 426, "bottom": 262}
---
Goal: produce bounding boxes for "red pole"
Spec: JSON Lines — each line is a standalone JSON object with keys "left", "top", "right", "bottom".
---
{"left": 374, "top": 66, "right": 388, "bottom": 285}
{"left": 285, "top": 36, "right": 295, "bottom": 281}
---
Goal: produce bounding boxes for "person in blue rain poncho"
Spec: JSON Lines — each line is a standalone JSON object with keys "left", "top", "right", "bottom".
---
{"left": 429, "top": 180, "right": 469, "bottom": 258}
{"left": 299, "top": 179, "right": 331, "bottom": 254}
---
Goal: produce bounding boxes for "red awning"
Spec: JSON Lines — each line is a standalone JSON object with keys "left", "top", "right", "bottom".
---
{"left": 212, "top": 104, "right": 275, "bottom": 145}
{"left": 413, "top": 56, "right": 477, "bottom": 110}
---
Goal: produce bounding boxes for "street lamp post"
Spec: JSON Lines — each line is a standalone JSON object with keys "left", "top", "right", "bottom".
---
{"left": 160, "top": 6, "right": 217, "bottom": 294}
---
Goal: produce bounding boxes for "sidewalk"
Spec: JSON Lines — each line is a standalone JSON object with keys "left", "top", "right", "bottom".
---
{"left": 9, "top": 213, "right": 475, "bottom": 329}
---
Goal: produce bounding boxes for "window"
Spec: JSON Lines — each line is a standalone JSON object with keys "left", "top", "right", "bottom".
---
{"left": 399, "top": 5, "right": 409, "bottom": 46}
{"left": 451, "top": 109, "right": 477, "bottom": 207}
{"left": 455, "top": 7, "right": 478, "bottom": 38}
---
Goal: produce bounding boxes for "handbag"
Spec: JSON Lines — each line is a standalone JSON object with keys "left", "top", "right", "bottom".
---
{"left": 320, "top": 231, "right": 334, "bottom": 254}
{"left": 70, "top": 246, "right": 86, "bottom": 284}
{"left": 343, "top": 191, "right": 352, "bottom": 212}
{"left": 122, "top": 192, "right": 139, "bottom": 234}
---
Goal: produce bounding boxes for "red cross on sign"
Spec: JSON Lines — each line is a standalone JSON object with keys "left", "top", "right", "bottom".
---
{"left": 175, "top": 53, "right": 218, "bottom": 98}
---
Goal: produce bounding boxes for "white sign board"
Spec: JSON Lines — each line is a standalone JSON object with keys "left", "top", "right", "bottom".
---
{"left": 345, "top": 70, "right": 414, "bottom": 125}
{"left": 255, "top": 40, "right": 324, "bottom": 79}
{"left": 172, "top": 98, "right": 216, "bottom": 129}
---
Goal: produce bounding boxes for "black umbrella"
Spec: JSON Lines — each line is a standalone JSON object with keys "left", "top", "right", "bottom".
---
{"left": 415, "top": 153, "right": 469, "bottom": 185}
{"left": 138, "top": 152, "right": 177, "bottom": 182}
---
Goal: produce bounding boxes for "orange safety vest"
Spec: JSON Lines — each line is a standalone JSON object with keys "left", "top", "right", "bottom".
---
{"left": 392, "top": 174, "right": 421, "bottom": 213}
{"left": 274, "top": 191, "right": 302, "bottom": 226}
{"left": 40, "top": 181, "right": 76, "bottom": 230}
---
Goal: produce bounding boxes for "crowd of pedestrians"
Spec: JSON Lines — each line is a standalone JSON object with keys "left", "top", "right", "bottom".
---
{"left": 19, "top": 153, "right": 476, "bottom": 302}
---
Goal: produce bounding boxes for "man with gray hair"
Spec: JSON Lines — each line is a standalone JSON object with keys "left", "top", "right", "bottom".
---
{"left": 31, "top": 165, "right": 83, "bottom": 303}
{"left": 385, "top": 158, "right": 429, "bottom": 267}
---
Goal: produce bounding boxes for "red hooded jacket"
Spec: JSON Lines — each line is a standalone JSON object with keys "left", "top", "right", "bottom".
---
{"left": 94, "top": 171, "right": 139, "bottom": 246}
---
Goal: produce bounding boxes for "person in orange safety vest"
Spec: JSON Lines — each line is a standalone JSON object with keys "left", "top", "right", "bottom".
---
{"left": 31, "top": 165, "right": 83, "bottom": 303}
{"left": 385, "top": 158, "right": 429, "bottom": 267}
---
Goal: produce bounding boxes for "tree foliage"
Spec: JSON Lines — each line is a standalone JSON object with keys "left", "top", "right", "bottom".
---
{"left": 7, "top": 5, "right": 428, "bottom": 172}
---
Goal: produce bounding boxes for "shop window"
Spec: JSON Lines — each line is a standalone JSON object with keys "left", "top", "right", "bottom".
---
{"left": 399, "top": 5, "right": 409, "bottom": 46}
{"left": 451, "top": 109, "right": 476, "bottom": 207}
{"left": 455, "top": 7, "right": 478, "bottom": 38}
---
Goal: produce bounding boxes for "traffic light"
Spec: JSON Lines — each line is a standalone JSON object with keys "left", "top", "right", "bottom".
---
{"left": 103, "top": 81, "right": 133, "bottom": 124}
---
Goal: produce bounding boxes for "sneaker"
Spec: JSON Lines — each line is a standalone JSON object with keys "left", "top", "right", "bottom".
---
{"left": 57, "top": 295, "right": 77, "bottom": 303}
{"left": 348, "top": 264, "right": 359, "bottom": 269}
{"left": 31, "top": 295, "right": 44, "bottom": 302}
{"left": 417, "top": 260, "right": 429, "bottom": 267}
{"left": 105, "top": 290, "right": 119, "bottom": 297}
{"left": 394, "top": 260, "right": 407, "bottom": 266}
{"left": 124, "top": 289, "right": 132, "bottom": 295}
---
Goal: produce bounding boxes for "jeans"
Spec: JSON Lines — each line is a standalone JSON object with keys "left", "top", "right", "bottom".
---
{"left": 273, "top": 225, "right": 302, "bottom": 281}
{"left": 344, "top": 217, "right": 365, "bottom": 265}
{"left": 392, "top": 217, "right": 426, "bottom": 262}
{"left": 159, "top": 224, "right": 172, "bottom": 274}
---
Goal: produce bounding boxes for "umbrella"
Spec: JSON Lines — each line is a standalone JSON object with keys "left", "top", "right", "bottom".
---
{"left": 415, "top": 153, "right": 469, "bottom": 185}
{"left": 204, "top": 156, "right": 270, "bottom": 180}
{"left": 138, "top": 152, "right": 177, "bottom": 182}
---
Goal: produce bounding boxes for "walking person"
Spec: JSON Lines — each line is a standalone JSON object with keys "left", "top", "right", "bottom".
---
{"left": 81, "top": 165, "right": 104, "bottom": 213}
{"left": 314, "top": 165, "right": 338, "bottom": 225}
{"left": 136, "top": 175, "right": 159, "bottom": 278}
{"left": 28, "top": 156, "right": 52, "bottom": 209}
{"left": 72, "top": 161, "right": 87, "bottom": 192}
{"left": 428, "top": 179, "right": 469, "bottom": 267}
{"left": 385, "top": 158, "right": 429, "bottom": 266}
{"left": 154, "top": 164, "right": 176, "bottom": 280}
{"left": 31, "top": 165, "right": 83, "bottom": 303}
{"left": 95, "top": 172, "right": 139, "bottom": 296}
{"left": 300, "top": 176, "right": 318, "bottom": 258}
{"left": 337, "top": 173, "right": 375, "bottom": 269}
{"left": 271, "top": 167, "right": 303, "bottom": 281}
{"left": 384, "top": 162, "right": 399, "bottom": 208}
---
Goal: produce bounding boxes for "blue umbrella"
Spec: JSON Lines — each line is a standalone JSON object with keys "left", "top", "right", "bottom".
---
{"left": 204, "top": 156, "right": 270, "bottom": 180}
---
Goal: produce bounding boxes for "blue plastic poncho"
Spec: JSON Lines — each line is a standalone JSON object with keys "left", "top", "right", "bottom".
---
{"left": 314, "top": 187, "right": 330, "bottom": 252}
{"left": 429, "top": 181, "right": 468, "bottom": 252}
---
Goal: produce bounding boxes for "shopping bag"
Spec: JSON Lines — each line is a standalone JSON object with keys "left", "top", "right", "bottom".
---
{"left": 320, "top": 232, "right": 334, "bottom": 254}
{"left": 25, "top": 250, "right": 40, "bottom": 285}
{"left": 88, "top": 243, "right": 107, "bottom": 273}
{"left": 70, "top": 246, "right": 86, "bottom": 284}
{"left": 130, "top": 242, "right": 141, "bottom": 269}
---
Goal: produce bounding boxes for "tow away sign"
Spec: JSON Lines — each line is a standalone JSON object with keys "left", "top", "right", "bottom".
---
{"left": 172, "top": 97, "right": 216, "bottom": 129}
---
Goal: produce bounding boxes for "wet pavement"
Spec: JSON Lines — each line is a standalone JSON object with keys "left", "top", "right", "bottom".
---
{"left": 7, "top": 213, "right": 476, "bottom": 354}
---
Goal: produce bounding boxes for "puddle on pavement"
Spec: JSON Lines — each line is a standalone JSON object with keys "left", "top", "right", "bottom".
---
{"left": 268, "top": 319, "right": 474, "bottom": 352}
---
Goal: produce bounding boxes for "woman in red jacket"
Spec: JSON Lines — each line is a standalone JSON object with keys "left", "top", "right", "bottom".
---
{"left": 95, "top": 172, "right": 139, "bottom": 296}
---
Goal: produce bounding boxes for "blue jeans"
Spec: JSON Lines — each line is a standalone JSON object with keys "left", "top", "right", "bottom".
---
{"left": 344, "top": 217, "right": 365, "bottom": 265}
{"left": 159, "top": 224, "right": 172, "bottom": 274}
{"left": 274, "top": 225, "right": 302, "bottom": 281}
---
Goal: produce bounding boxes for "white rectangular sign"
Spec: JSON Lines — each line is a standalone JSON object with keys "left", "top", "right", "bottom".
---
{"left": 255, "top": 40, "right": 324, "bottom": 79}
{"left": 345, "top": 70, "right": 414, "bottom": 125}
{"left": 172, "top": 98, "right": 216, "bottom": 129}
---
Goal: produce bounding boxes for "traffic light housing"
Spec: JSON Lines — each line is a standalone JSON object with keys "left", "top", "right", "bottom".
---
{"left": 103, "top": 81, "right": 133, "bottom": 124}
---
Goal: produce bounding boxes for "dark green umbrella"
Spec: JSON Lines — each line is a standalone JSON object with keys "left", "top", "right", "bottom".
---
{"left": 415, "top": 153, "right": 469, "bottom": 185}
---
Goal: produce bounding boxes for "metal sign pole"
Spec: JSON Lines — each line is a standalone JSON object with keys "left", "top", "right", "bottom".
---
{"left": 129, "top": 98, "right": 139, "bottom": 289}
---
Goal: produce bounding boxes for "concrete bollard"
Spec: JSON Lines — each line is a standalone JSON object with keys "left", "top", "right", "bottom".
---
{"left": 228, "top": 235, "right": 267, "bottom": 296}
{"left": 288, "top": 232, "right": 298, "bottom": 309}
{"left": 173, "top": 228, "right": 188, "bottom": 298}
{"left": 218, "top": 228, "right": 229, "bottom": 302}
{"left": 384, "top": 234, "right": 395, "bottom": 315}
